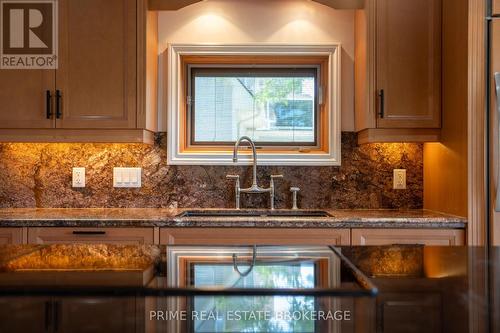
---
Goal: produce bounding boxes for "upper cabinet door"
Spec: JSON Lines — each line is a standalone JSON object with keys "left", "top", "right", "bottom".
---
{"left": 376, "top": 0, "right": 441, "bottom": 128}
{"left": 490, "top": 20, "right": 500, "bottom": 245}
{"left": 494, "top": 0, "right": 500, "bottom": 16}
{"left": 0, "top": 70, "right": 55, "bottom": 129}
{"left": 56, "top": 0, "right": 137, "bottom": 129}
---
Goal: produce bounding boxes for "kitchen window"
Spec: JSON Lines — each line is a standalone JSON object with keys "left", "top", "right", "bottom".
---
{"left": 188, "top": 67, "right": 319, "bottom": 147}
{"left": 167, "top": 44, "right": 341, "bottom": 166}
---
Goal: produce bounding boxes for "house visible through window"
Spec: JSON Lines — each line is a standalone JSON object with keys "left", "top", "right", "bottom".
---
{"left": 188, "top": 67, "right": 319, "bottom": 146}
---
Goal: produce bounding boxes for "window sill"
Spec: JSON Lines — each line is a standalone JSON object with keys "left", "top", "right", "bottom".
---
{"left": 166, "top": 149, "right": 341, "bottom": 166}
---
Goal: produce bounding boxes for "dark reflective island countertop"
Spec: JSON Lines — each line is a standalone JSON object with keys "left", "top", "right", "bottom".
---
{"left": 0, "top": 244, "right": 495, "bottom": 333}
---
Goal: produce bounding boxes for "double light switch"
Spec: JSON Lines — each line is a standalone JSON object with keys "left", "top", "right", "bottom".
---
{"left": 113, "top": 167, "right": 142, "bottom": 188}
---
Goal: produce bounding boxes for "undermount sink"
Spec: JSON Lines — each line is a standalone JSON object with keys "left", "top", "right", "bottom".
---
{"left": 176, "top": 209, "right": 332, "bottom": 218}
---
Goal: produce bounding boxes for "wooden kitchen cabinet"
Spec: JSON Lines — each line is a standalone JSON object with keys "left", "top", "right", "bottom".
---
{"left": 56, "top": 0, "right": 137, "bottom": 129}
{"left": 490, "top": 19, "right": 500, "bottom": 245}
{"left": 0, "top": 72, "right": 54, "bottom": 129}
{"left": 494, "top": 0, "right": 500, "bottom": 16}
{"left": 377, "top": 292, "right": 442, "bottom": 333}
{"left": 0, "top": 228, "right": 23, "bottom": 244}
{"left": 160, "top": 228, "right": 351, "bottom": 245}
{"left": 351, "top": 228, "right": 465, "bottom": 246}
{"left": 0, "top": 297, "right": 49, "bottom": 332}
{"left": 0, "top": 0, "right": 158, "bottom": 143}
{"left": 0, "top": 297, "right": 140, "bottom": 333}
{"left": 57, "top": 297, "right": 137, "bottom": 333}
{"left": 28, "top": 227, "right": 154, "bottom": 244}
{"left": 354, "top": 0, "right": 442, "bottom": 144}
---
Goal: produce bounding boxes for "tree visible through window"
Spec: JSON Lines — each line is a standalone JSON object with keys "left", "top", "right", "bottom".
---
{"left": 189, "top": 67, "right": 318, "bottom": 146}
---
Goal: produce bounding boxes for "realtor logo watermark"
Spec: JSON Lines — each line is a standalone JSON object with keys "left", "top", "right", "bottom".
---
{"left": 0, "top": 0, "right": 57, "bottom": 69}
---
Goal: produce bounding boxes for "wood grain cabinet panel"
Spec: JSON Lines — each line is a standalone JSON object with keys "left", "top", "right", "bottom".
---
{"left": 351, "top": 229, "right": 465, "bottom": 246}
{"left": 378, "top": 292, "right": 442, "bottom": 333}
{"left": 0, "top": 228, "right": 23, "bottom": 244}
{"left": 0, "top": 0, "right": 157, "bottom": 143}
{"left": 28, "top": 227, "right": 154, "bottom": 244}
{"left": 160, "top": 228, "right": 351, "bottom": 246}
{"left": 0, "top": 297, "right": 140, "bottom": 333}
{"left": 57, "top": 297, "right": 137, "bottom": 333}
{"left": 376, "top": 0, "right": 441, "bottom": 129}
{"left": 56, "top": 0, "right": 137, "bottom": 129}
{"left": 490, "top": 20, "right": 500, "bottom": 245}
{"left": 0, "top": 298, "right": 49, "bottom": 332}
{"left": 0, "top": 71, "right": 54, "bottom": 129}
{"left": 354, "top": 0, "right": 442, "bottom": 143}
{"left": 494, "top": 0, "right": 500, "bottom": 16}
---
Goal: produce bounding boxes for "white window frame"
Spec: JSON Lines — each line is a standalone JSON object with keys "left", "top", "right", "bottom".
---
{"left": 167, "top": 43, "right": 342, "bottom": 166}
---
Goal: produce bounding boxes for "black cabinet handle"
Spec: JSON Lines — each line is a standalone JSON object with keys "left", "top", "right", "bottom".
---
{"left": 378, "top": 89, "right": 385, "bottom": 118}
{"left": 55, "top": 90, "right": 62, "bottom": 119}
{"left": 72, "top": 230, "right": 106, "bottom": 235}
{"left": 45, "top": 90, "right": 52, "bottom": 119}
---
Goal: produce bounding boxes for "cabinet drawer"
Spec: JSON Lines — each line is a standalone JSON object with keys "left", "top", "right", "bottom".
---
{"left": 351, "top": 229, "right": 465, "bottom": 246}
{"left": 0, "top": 228, "right": 23, "bottom": 244}
{"left": 28, "top": 227, "right": 154, "bottom": 244}
{"left": 160, "top": 228, "right": 350, "bottom": 246}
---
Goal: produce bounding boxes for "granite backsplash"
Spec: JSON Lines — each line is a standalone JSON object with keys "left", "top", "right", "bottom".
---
{"left": 0, "top": 133, "right": 423, "bottom": 209}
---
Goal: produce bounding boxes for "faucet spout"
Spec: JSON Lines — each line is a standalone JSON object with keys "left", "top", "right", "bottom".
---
{"left": 227, "top": 136, "right": 283, "bottom": 208}
{"left": 233, "top": 136, "right": 258, "bottom": 187}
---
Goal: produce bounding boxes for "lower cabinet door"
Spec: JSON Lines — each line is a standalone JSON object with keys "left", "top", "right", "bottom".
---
{"left": 0, "top": 297, "right": 49, "bottom": 332}
{"left": 57, "top": 297, "right": 137, "bottom": 333}
{"left": 160, "top": 228, "right": 351, "bottom": 245}
{"left": 351, "top": 228, "right": 465, "bottom": 246}
{"left": 0, "top": 228, "right": 23, "bottom": 244}
{"left": 28, "top": 227, "right": 154, "bottom": 244}
{"left": 377, "top": 292, "right": 441, "bottom": 333}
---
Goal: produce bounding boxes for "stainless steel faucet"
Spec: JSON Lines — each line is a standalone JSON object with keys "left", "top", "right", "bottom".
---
{"left": 226, "top": 136, "right": 282, "bottom": 209}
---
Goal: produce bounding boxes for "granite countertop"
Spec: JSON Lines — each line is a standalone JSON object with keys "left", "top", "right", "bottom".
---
{"left": 0, "top": 208, "right": 466, "bottom": 228}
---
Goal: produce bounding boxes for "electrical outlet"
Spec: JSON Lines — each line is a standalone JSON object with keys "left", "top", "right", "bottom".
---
{"left": 72, "top": 167, "right": 85, "bottom": 188}
{"left": 393, "top": 169, "right": 406, "bottom": 190}
{"left": 113, "top": 167, "right": 142, "bottom": 188}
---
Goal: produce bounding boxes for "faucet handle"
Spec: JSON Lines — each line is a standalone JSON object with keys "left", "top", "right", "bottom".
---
{"left": 290, "top": 187, "right": 300, "bottom": 210}
{"left": 226, "top": 174, "right": 240, "bottom": 184}
{"left": 270, "top": 174, "right": 283, "bottom": 187}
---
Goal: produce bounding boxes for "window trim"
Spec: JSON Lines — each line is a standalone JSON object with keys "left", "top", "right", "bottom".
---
{"left": 167, "top": 44, "right": 341, "bottom": 166}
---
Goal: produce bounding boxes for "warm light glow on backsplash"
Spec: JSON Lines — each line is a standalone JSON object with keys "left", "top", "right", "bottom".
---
{"left": 0, "top": 133, "right": 423, "bottom": 209}
{"left": 360, "top": 142, "right": 421, "bottom": 167}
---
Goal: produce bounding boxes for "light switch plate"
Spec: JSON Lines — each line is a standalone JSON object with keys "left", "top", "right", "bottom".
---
{"left": 113, "top": 167, "right": 141, "bottom": 188}
{"left": 72, "top": 167, "right": 85, "bottom": 188}
{"left": 393, "top": 169, "right": 407, "bottom": 190}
